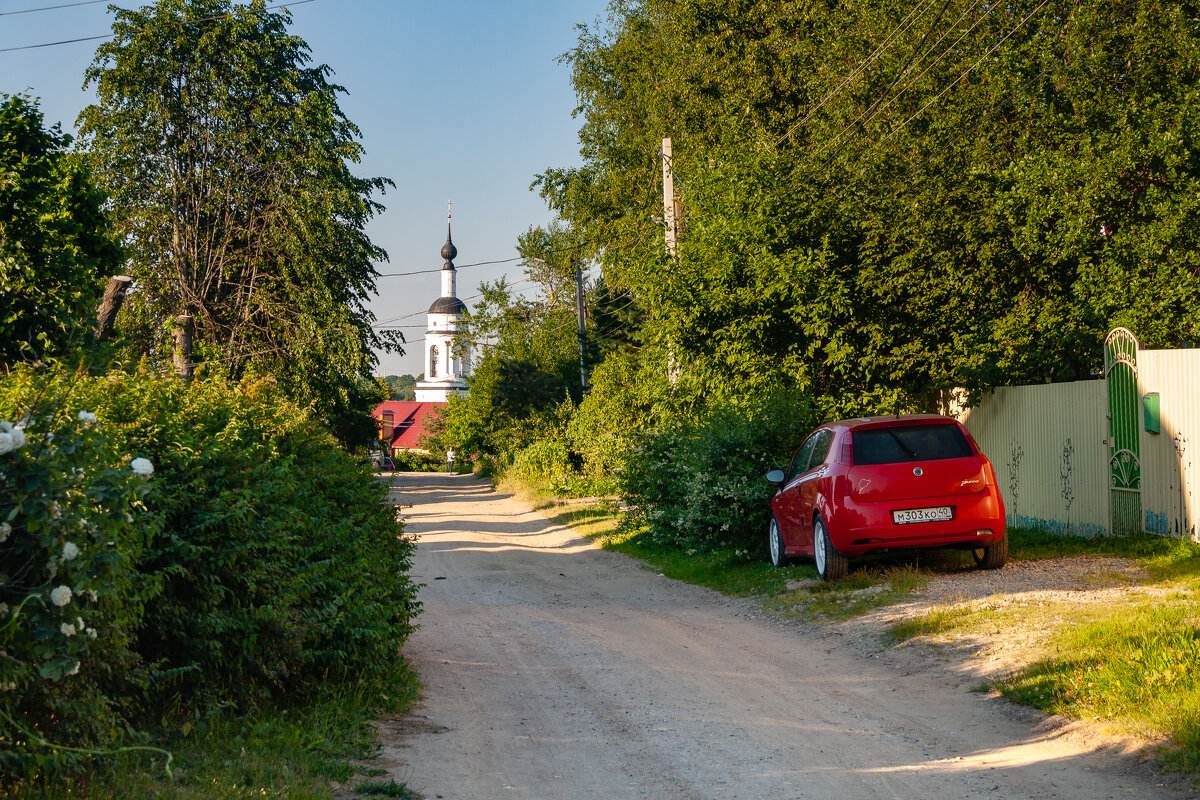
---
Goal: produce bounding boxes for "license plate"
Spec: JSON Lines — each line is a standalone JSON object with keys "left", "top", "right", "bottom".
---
{"left": 892, "top": 506, "right": 953, "bottom": 525}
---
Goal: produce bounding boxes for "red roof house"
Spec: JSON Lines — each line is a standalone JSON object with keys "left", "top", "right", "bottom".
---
{"left": 371, "top": 401, "right": 444, "bottom": 451}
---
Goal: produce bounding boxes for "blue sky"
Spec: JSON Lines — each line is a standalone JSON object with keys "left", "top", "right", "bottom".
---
{"left": 1, "top": 0, "right": 610, "bottom": 375}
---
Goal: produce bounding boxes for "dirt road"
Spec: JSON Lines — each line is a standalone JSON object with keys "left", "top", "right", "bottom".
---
{"left": 375, "top": 473, "right": 1190, "bottom": 800}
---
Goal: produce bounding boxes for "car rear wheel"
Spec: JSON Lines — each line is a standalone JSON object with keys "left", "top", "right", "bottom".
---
{"left": 813, "top": 514, "right": 848, "bottom": 581}
{"left": 972, "top": 531, "right": 1009, "bottom": 570}
{"left": 768, "top": 515, "right": 789, "bottom": 567}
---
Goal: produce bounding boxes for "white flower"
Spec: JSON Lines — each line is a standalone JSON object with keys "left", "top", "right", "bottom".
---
{"left": 130, "top": 458, "right": 154, "bottom": 477}
{"left": 49, "top": 585, "right": 72, "bottom": 607}
{"left": 76, "top": 616, "right": 85, "bottom": 630}
{"left": 67, "top": 661, "right": 80, "bottom": 676}
{"left": 50, "top": 502, "right": 62, "bottom": 519}
{"left": 62, "top": 541, "right": 80, "bottom": 561}
{"left": 0, "top": 429, "right": 14, "bottom": 456}
{"left": 9, "top": 428, "right": 25, "bottom": 449}
{"left": 83, "top": 589, "right": 97, "bottom": 602}
{"left": 86, "top": 628, "right": 97, "bottom": 639}
{"left": 0, "top": 682, "right": 15, "bottom": 692}
{"left": 77, "top": 410, "right": 97, "bottom": 424}
{"left": 0, "top": 421, "right": 10, "bottom": 432}
{"left": 60, "top": 621, "right": 77, "bottom": 636}
{"left": 0, "top": 522, "right": 10, "bottom": 542}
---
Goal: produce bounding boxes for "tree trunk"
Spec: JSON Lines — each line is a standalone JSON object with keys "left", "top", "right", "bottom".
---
{"left": 173, "top": 313, "right": 194, "bottom": 382}
{"left": 95, "top": 275, "right": 133, "bottom": 341}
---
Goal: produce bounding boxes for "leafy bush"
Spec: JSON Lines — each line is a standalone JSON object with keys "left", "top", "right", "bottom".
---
{"left": 619, "top": 389, "right": 816, "bottom": 551}
{"left": 510, "top": 440, "right": 573, "bottom": 488}
{"left": 0, "top": 366, "right": 420, "bottom": 780}
{"left": 0, "top": 404, "right": 158, "bottom": 777}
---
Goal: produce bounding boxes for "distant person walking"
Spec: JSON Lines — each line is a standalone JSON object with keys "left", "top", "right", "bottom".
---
{"left": 446, "top": 448, "right": 455, "bottom": 473}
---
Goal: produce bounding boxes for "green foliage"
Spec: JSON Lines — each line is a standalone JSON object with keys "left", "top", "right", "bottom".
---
{"left": 436, "top": 279, "right": 580, "bottom": 461}
{"left": 0, "top": 94, "right": 120, "bottom": 368}
{"left": 567, "top": 348, "right": 667, "bottom": 477}
{"left": 509, "top": 440, "right": 573, "bottom": 490}
{"left": 0, "top": 367, "right": 420, "bottom": 783}
{"left": 6, "top": 674, "right": 419, "bottom": 799}
{"left": 0, "top": 401, "right": 158, "bottom": 778}
{"left": 538, "top": 0, "right": 1200, "bottom": 416}
{"left": 79, "top": 0, "right": 400, "bottom": 442}
{"left": 619, "top": 388, "right": 816, "bottom": 551}
{"left": 997, "top": 600, "right": 1200, "bottom": 773}
{"left": 390, "top": 448, "right": 438, "bottom": 472}
{"left": 380, "top": 375, "right": 418, "bottom": 402}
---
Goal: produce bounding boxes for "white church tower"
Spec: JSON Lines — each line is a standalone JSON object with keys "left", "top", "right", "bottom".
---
{"left": 415, "top": 206, "right": 469, "bottom": 402}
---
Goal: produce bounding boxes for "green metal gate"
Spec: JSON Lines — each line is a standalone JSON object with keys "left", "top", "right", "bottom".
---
{"left": 1104, "top": 327, "right": 1142, "bottom": 535}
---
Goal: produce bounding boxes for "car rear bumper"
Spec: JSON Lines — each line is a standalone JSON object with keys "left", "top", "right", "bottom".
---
{"left": 829, "top": 492, "right": 1005, "bottom": 556}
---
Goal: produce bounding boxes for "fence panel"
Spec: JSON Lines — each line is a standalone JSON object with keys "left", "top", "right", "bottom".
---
{"left": 952, "top": 382, "right": 1110, "bottom": 537}
{"left": 1138, "top": 350, "right": 1200, "bottom": 541}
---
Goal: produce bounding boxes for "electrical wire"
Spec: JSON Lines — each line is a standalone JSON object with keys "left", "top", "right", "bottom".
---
{"left": 773, "top": 0, "right": 941, "bottom": 148}
{"left": 0, "top": 0, "right": 317, "bottom": 53}
{"left": 786, "top": 0, "right": 1056, "bottom": 193}
{"left": 798, "top": 0, "right": 955, "bottom": 175}
{"left": 0, "top": 0, "right": 106, "bottom": 16}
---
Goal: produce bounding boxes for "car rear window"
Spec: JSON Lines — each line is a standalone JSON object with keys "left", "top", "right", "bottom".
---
{"left": 852, "top": 424, "right": 974, "bottom": 465}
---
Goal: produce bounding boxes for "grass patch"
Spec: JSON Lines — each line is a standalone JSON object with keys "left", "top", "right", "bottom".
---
{"left": 4, "top": 668, "right": 420, "bottom": 800}
{"left": 995, "top": 597, "right": 1200, "bottom": 773}
{"left": 353, "top": 778, "right": 418, "bottom": 797}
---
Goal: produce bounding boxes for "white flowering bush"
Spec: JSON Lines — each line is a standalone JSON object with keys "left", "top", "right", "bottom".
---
{"left": 0, "top": 394, "right": 158, "bottom": 777}
{"left": 1, "top": 365, "right": 419, "bottom": 782}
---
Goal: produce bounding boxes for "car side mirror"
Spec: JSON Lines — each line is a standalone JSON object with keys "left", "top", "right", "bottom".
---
{"left": 765, "top": 469, "right": 785, "bottom": 484}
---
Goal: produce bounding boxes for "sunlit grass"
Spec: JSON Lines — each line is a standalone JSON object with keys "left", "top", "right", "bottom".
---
{"left": 996, "top": 598, "right": 1200, "bottom": 774}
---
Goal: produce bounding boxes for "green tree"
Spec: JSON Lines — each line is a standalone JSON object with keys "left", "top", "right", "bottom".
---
{"left": 541, "top": 0, "right": 1200, "bottom": 415}
{"left": 381, "top": 374, "right": 419, "bottom": 401}
{"left": 0, "top": 94, "right": 120, "bottom": 367}
{"left": 79, "top": 0, "right": 399, "bottom": 441}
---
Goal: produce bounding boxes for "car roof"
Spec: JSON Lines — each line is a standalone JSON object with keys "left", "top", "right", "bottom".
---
{"left": 825, "top": 414, "right": 960, "bottom": 432}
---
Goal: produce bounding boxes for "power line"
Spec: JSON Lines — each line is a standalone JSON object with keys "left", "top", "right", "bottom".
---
{"left": 786, "top": 0, "right": 1055, "bottom": 193}
{"left": 774, "top": 0, "right": 940, "bottom": 148}
{"left": 799, "top": 0, "right": 955, "bottom": 177}
{"left": 0, "top": 0, "right": 106, "bottom": 16}
{"left": 0, "top": 0, "right": 317, "bottom": 54}
{"left": 874, "top": 0, "right": 1055, "bottom": 151}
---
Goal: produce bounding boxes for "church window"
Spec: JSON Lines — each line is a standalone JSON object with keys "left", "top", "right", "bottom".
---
{"left": 429, "top": 345, "right": 439, "bottom": 378}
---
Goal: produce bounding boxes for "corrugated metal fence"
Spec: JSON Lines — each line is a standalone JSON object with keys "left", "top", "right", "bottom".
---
{"left": 952, "top": 382, "right": 1110, "bottom": 538}
{"left": 948, "top": 336, "right": 1198, "bottom": 541}
{"left": 1139, "top": 350, "right": 1199, "bottom": 540}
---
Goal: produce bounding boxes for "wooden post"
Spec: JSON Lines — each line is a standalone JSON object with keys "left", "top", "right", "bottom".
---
{"left": 574, "top": 258, "right": 587, "bottom": 392}
{"left": 172, "top": 314, "right": 194, "bottom": 382}
{"left": 661, "top": 137, "right": 677, "bottom": 257}
{"left": 94, "top": 275, "right": 132, "bottom": 341}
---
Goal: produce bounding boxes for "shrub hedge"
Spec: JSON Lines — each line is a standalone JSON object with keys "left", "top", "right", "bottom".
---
{"left": 618, "top": 389, "right": 816, "bottom": 552}
{"left": 0, "top": 366, "right": 419, "bottom": 781}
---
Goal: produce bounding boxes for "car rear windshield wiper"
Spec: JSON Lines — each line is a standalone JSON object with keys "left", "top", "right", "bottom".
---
{"left": 888, "top": 429, "right": 919, "bottom": 460}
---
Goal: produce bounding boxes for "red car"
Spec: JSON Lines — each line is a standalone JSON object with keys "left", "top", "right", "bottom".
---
{"left": 766, "top": 414, "right": 1007, "bottom": 580}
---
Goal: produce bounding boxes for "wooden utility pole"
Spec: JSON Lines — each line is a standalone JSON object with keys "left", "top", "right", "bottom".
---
{"left": 172, "top": 313, "right": 194, "bottom": 382}
{"left": 574, "top": 258, "right": 587, "bottom": 391}
{"left": 94, "top": 275, "right": 132, "bottom": 341}
{"left": 661, "top": 137, "right": 678, "bottom": 257}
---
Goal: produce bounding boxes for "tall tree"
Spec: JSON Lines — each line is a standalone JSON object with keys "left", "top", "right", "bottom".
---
{"left": 0, "top": 94, "right": 119, "bottom": 367}
{"left": 540, "top": 0, "right": 1200, "bottom": 415}
{"left": 79, "top": 0, "right": 399, "bottom": 439}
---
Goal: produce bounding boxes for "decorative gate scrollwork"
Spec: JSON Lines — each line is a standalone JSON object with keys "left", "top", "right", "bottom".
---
{"left": 1104, "top": 328, "right": 1142, "bottom": 536}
